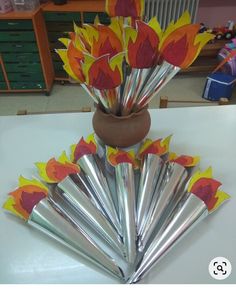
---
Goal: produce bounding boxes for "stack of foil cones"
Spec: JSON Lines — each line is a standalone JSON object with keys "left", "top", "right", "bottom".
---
{"left": 3, "top": 134, "right": 230, "bottom": 283}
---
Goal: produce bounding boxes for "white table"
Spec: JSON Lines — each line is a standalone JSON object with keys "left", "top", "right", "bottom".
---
{"left": 0, "top": 106, "right": 235, "bottom": 284}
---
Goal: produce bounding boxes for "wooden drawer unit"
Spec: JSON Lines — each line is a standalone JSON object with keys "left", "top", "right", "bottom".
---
{"left": 2, "top": 53, "right": 41, "bottom": 63}
{"left": 42, "top": 0, "right": 108, "bottom": 81}
{"left": 82, "top": 12, "right": 110, "bottom": 24}
{"left": 44, "top": 11, "right": 81, "bottom": 22}
{"left": 0, "top": 9, "right": 54, "bottom": 94}
{"left": 44, "top": 11, "right": 81, "bottom": 80}
{"left": 0, "top": 20, "right": 33, "bottom": 30}
{"left": 0, "top": 66, "right": 7, "bottom": 89}
{"left": 0, "top": 31, "right": 36, "bottom": 42}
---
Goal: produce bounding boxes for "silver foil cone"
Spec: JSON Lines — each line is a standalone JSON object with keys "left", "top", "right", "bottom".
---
{"left": 116, "top": 163, "right": 137, "bottom": 263}
{"left": 121, "top": 68, "right": 151, "bottom": 116}
{"left": 77, "top": 154, "right": 121, "bottom": 236}
{"left": 137, "top": 154, "right": 164, "bottom": 236}
{"left": 57, "top": 176, "right": 124, "bottom": 256}
{"left": 81, "top": 84, "right": 99, "bottom": 104}
{"left": 92, "top": 88, "right": 109, "bottom": 112}
{"left": 70, "top": 172, "right": 105, "bottom": 216}
{"left": 48, "top": 187, "right": 127, "bottom": 272}
{"left": 128, "top": 194, "right": 208, "bottom": 283}
{"left": 139, "top": 162, "right": 188, "bottom": 251}
{"left": 135, "top": 61, "right": 180, "bottom": 110}
{"left": 28, "top": 198, "right": 124, "bottom": 280}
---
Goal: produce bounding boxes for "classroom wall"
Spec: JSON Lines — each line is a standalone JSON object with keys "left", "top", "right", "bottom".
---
{"left": 196, "top": 0, "right": 236, "bottom": 28}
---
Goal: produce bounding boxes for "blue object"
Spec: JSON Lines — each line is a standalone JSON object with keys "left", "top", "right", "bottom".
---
{"left": 203, "top": 72, "right": 236, "bottom": 101}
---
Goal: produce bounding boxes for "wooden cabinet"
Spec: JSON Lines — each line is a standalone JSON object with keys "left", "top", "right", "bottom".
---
{"left": 42, "top": 0, "right": 109, "bottom": 81}
{"left": 0, "top": 9, "right": 54, "bottom": 94}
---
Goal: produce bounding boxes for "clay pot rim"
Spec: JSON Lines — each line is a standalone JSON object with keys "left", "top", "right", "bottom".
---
{"left": 97, "top": 105, "right": 149, "bottom": 120}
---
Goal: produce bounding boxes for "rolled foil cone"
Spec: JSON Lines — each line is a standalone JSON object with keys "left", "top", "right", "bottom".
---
{"left": 127, "top": 194, "right": 208, "bottom": 283}
{"left": 135, "top": 61, "right": 180, "bottom": 111}
{"left": 77, "top": 154, "right": 122, "bottom": 236}
{"left": 139, "top": 162, "right": 188, "bottom": 251}
{"left": 70, "top": 172, "right": 105, "bottom": 216}
{"left": 57, "top": 176, "right": 124, "bottom": 256}
{"left": 93, "top": 88, "right": 110, "bottom": 113}
{"left": 137, "top": 154, "right": 164, "bottom": 236}
{"left": 81, "top": 84, "right": 99, "bottom": 104}
{"left": 115, "top": 163, "right": 137, "bottom": 263}
{"left": 28, "top": 198, "right": 124, "bottom": 280}
{"left": 48, "top": 188, "right": 130, "bottom": 278}
{"left": 94, "top": 133, "right": 106, "bottom": 160}
{"left": 121, "top": 68, "right": 151, "bottom": 116}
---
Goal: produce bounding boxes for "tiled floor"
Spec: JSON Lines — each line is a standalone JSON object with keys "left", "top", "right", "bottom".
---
{"left": 1, "top": 74, "right": 236, "bottom": 116}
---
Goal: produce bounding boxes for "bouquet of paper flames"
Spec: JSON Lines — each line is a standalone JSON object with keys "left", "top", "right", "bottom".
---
{"left": 56, "top": 0, "right": 214, "bottom": 116}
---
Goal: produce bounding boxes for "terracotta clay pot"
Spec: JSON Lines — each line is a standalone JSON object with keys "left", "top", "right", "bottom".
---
{"left": 92, "top": 107, "right": 151, "bottom": 148}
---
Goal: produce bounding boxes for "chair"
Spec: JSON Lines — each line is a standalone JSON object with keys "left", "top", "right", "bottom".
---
{"left": 159, "top": 96, "right": 230, "bottom": 108}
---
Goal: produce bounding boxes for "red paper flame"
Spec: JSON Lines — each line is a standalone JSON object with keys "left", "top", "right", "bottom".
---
{"left": 190, "top": 178, "right": 222, "bottom": 211}
{"left": 106, "top": 0, "right": 143, "bottom": 18}
{"left": 92, "top": 25, "right": 123, "bottom": 58}
{"left": 46, "top": 158, "right": 79, "bottom": 182}
{"left": 127, "top": 21, "right": 160, "bottom": 68}
{"left": 107, "top": 148, "right": 137, "bottom": 167}
{"left": 88, "top": 55, "right": 122, "bottom": 90}
{"left": 160, "top": 24, "right": 200, "bottom": 68}
{"left": 10, "top": 185, "right": 47, "bottom": 220}
{"left": 170, "top": 155, "right": 197, "bottom": 167}
{"left": 73, "top": 137, "right": 97, "bottom": 162}
{"left": 139, "top": 139, "right": 168, "bottom": 158}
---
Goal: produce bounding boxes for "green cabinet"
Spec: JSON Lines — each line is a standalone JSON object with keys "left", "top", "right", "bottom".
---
{"left": 0, "top": 67, "right": 7, "bottom": 89}
{"left": 83, "top": 12, "right": 110, "bottom": 24}
{"left": 43, "top": 10, "right": 111, "bottom": 80}
{"left": 44, "top": 12, "right": 81, "bottom": 79}
{"left": 0, "top": 19, "right": 46, "bottom": 91}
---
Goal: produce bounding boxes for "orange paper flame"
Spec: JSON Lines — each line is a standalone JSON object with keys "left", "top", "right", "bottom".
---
{"left": 57, "top": 38, "right": 85, "bottom": 83}
{"left": 71, "top": 134, "right": 97, "bottom": 162}
{"left": 107, "top": 147, "right": 139, "bottom": 168}
{"left": 3, "top": 177, "right": 48, "bottom": 220}
{"left": 126, "top": 20, "right": 161, "bottom": 68}
{"left": 169, "top": 153, "right": 200, "bottom": 167}
{"left": 67, "top": 41, "right": 85, "bottom": 82}
{"left": 92, "top": 25, "right": 123, "bottom": 58}
{"left": 36, "top": 151, "right": 80, "bottom": 183}
{"left": 188, "top": 168, "right": 230, "bottom": 212}
{"left": 106, "top": 0, "right": 144, "bottom": 18}
{"left": 138, "top": 136, "right": 171, "bottom": 158}
{"left": 159, "top": 12, "right": 214, "bottom": 68}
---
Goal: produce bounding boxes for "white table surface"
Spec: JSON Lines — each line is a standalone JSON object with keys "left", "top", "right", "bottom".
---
{"left": 0, "top": 106, "right": 235, "bottom": 284}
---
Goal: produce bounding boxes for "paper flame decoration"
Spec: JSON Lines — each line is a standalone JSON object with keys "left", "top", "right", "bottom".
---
{"left": 3, "top": 177, "right": 48, "bottom": 220}
{"left": 138, "top": 136, "right": 172, "bottom": 159}
{"left": 56, "top": 11, "right": 214, "bottom": 115}
{"left": 105, "top": 0, "right": 144, "bottom": 18}
{"left": 57, "top": 38, "right": 85, "bottom": 83}
{"left": 159, "top": 12, "right": 214, "bottom": 68}
{"left": 57, "top": 18, "right": 124, "bottom": 85}
{"left": 71, "top": 134, "right": 97, "bottom": 162}
{"left": 188, "top": 167, "right": 230, "bottom": 213}
{"left": 89, "top": 22, "right": 123, "bottom": 58}
{"left": 125, "top": 18, "right": 162, "bottom": 68}
{"left": 169, "top": 152, "right": 200, "bottom": 167}
{"left": 83, "top": 53, "right": 124, "bottom": 90}
{"left": 107, "top": 147, "right": 139, "bottom": 168}
{"left": 36, "top": 151, "right": 80, "bottom": 184}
